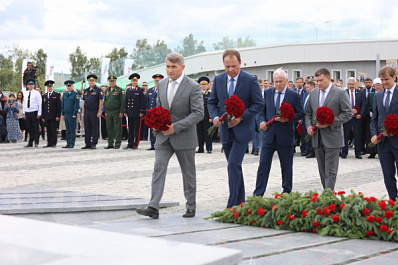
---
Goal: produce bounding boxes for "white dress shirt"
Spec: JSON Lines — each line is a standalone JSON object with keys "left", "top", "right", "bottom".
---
{"left": 23, "top": 89, "right": 42, "bottom": 116}
{"left": 167, "top": 74, "right": 185, "bottom": 102}
{"left": 274, "top": 87, "right": 287, "bottom": 109}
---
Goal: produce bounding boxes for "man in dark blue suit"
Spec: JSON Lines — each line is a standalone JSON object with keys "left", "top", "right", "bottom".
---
{"left": 342, "top": 77, "right": 366, "bottom": 159}
{"left": 371, "top": 65, "right": 398, "bottom": 200}
{"left": 253, "top": 69, "right": 304, "bottom": 196}
{"left": 300, "top": 80, "right": 315, "bottom": 158}
{"left": 208, "top": 49, "right": 264, "bottom": 208}
{"left": 362, "top": 77, "right": 376, "bottom": 157}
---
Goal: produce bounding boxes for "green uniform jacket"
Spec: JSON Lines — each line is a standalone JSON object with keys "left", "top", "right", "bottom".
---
{"left": 104, "top": 86, "right": 124, "bottom": 113}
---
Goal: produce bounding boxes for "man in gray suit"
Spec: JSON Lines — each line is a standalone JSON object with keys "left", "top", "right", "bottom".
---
{"left": 136, "top": 53, "right": 204, "bottom": 219}
{"left": 305, "top": 68, "right": 351, "bottom": 190}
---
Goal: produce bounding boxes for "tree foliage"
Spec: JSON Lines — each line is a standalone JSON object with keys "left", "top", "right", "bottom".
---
{"left": 213, "top": 36, "right": 256, "bottom": 50}
{"left": 177, "top": 33, "right": 206, "bottom": 57}
{"left": 106, "top": 47, "right": 128, "bottom": 76}
{"left": 131, "top": 39, "right": 171, "bottom": 70}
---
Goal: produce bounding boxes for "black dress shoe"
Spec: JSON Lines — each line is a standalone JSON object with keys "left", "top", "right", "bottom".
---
{"left": 305, "top": 153, "right": 315, "bottom": 158}
{"left": 136, "top": 207, "right": 159, "bottom": 219}
{"left": 81, "top": 146, "right": 91, "bottom": 149}
{"left": 24, "top": 144, "right": 33, "bottom": 148}
{"left": 196, "top": 150, "right": 204, "bottom": 153}
{"left": 355, "top": 155, "right": 362, "bottom": 159}
{"left": 114, "top": 146, "right": 120, "bottom": 149}
{"left": 43, "top": 145, "right": 52, "bottom": 148}
{"left": 147, "top": 147, "right": 155, "bottom": 150}
{"left": 368, "top": 154, "right": 376, "bottom": 159}
{"left": 91, "top": 146, "right": 97, "bottom": 149}
{"left": 132, "top": 145, "right": 137, "bottom": 149}
{"left": 183, "top": 209, "right": 196, "bottom": 218}
{"left": 104, "top": 146, "right": 114, "bottom": 149}
{"left": 207, "top": 150, "right": 212, "bottom": 154}
{"left": 341, "top": 155, "right": 347, "bottom": 159}
{"left": 253, "top": 150, "right": 259, "bottom": 156}
{"left": 62, "top": 145, "right": 70, "bottom": 148}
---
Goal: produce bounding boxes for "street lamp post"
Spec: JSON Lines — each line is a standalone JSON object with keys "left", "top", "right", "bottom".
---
{"left": 304, "top": 21, "right": 330, "bottom": 42}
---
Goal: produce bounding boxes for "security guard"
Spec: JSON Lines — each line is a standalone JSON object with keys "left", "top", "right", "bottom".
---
{"left": 196, "top": 76, "right": 212, "bottom": 153}
{"left": 146, "top": 74, "right": 164, "bottom": 150}
{"left": 82, "top": 74, "right": 103, "bottom": 149}
{"left": 104, "top": 75, "right": 125, "bottom": 149}
{"left": 61, "top": 80, "right": 80, "bottom": 148}
{"left": 124, "top": 73, "right": 145, "bottom": 149}
{"left": 41, "top": 80, "right": 61, "bottom": 147}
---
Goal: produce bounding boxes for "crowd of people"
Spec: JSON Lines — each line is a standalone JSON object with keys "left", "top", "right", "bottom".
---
{"left": 1, "top": 52, "right": 397, "bottom": 217}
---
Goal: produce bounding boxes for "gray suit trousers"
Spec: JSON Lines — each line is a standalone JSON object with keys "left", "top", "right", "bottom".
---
{"left": 148, "top": 138, "right": 196, "bottom": 210}
{"left": 314, "top": 136, "right": 340, "bottom": 190}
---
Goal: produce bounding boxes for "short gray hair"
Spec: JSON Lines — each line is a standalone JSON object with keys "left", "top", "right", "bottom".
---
{"left": 273, "top": 68, "right": 288, "bottom": 79}
{"left": 166, "top": 53, "right": 185, "bottom": 66}
{"left": 347, "top": 77, "right": 356, "bottom": 83}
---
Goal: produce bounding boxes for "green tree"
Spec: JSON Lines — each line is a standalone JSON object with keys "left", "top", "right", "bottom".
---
{"left": 177, "top": 33, "right": 206, "bottom": 57}
{"left": 8, "top": 45, "right": 31, "bottom": 92}
{"left": 213, "top": 36, "right": 236, "bottom": 50}
{"left": 0, "top": 54, "right": 14, "bottom": 91}
{"left": 69, "top": 46, "right": 88, "bottom": 79}
{"left": 106, "top": 47, "right": 128, "bottom": 76}
{"left": 87, "top": 57, "right": 101, "bottom": 76}
{"left": 237, "top": 36, "right": 256, "bottom": 48}
{"left": 131, "top": 39, "right": 171, "bottom": 70}
{"left": 32, "top": 48, "right": 47, "bottom": 88}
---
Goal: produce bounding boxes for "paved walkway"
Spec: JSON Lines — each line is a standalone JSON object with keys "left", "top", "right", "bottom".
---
{"left": 0, "top": 137, "right": 395, "bottom": 264}
{"left": 0, "top": 137, "right": 388, "bottom": 215}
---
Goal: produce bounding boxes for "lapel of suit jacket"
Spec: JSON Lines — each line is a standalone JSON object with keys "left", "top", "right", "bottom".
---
{"left": 170, "top": 76, "right": 188, "bottom": 111}
{"left": 388, "top": 84, "right": 398, "bottom": 114}
{"left": 161, "top": 77, "right": 170, "bottom": 110}
{"left": 270, "top": 87, "right": 277, "bottom": 116}
{"left": 323, "top": 85, "right": 336, "bottom": 107}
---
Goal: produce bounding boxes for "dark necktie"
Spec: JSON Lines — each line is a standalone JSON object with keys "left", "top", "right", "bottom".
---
{"left": 351, "top": 91, "right": 355, "bottom": 108}
{"left": 28, "top": 91, "right": 31, "bottom": 108}
{"left": 275, "top": 91, "right": 282, "bottom": 112}
{"left": 229, "top": 78, "right": 235, "bottom": 97}
{"left": 385, "top": 90, "right": 391, "bottom": 113}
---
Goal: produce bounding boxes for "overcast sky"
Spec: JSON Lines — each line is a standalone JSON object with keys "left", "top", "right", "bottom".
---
{"left": 1, "top": 0, "right": 397, "bottom": 74}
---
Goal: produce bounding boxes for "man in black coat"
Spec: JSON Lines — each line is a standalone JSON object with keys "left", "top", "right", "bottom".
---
{"left": 41, "top": 80, "right": 61, "bottom": 147}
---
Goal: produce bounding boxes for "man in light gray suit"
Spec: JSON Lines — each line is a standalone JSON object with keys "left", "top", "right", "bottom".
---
{"left": 305, "top": 68, "right": 351, "bottom": 190}
{"left": 137, "top": 53, "right": 204, "bottom": 219}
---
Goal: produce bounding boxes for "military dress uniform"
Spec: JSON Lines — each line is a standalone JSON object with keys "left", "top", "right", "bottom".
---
{"left": 42, "top": 80, "right": 61, "bottom": 147}
{"left": 104, "top": 76, "right": 125, "bottom": 149}
{"left": 82, "top": 74, "right": 103, "bottom": 149}
{"left": 146, "top": 74, "right": 163, "bottom": 150}
{"left": 196, "top": 77, "right": 212, "bottom": 153}
{"left": 61, "top": 81, "right": 80, "bottom": 148}
{"left": 124, "top": 73, "right": 145, "bottom": 149}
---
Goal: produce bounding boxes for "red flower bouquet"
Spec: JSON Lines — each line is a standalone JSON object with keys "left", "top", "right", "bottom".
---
{"left": 305, "top": 106, "right": 335, "bottom": 142}
{"left": 144, "top": 106, "right": 172, "bottom": 136}
{"left": 208, "top": 95, "right": 245, "bottom": 136}
{"left": 369, "top": 114, "right": 398, "bottom": 147}
{"left": 264, "top": 102, "right": 295, "bottom": 128}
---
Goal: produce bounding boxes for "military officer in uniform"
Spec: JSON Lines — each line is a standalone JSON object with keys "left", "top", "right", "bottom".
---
{"left": 124, "top": 73, "right": 145, "bottom": 149}
{"left": 41, "top": 80, "right": 61, "bottom": 147}
{"left": 146, "top": 74, "right": 164, "bottom": 150}
{"left": 103, "top": 75, "right": 125, "bottom": 149}
{"left": 61, "top": 80, "right": 80, "bottom": 148}
{"left": 82, "top": 74, "right": 103, "bottom": 149}
{"left": 196, "top": 76, "right": 212, "bottom": 153}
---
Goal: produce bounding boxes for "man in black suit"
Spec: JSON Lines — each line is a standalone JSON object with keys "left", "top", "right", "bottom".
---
{"left": 342, "top": 77, "right": 366, "bottom": 159}
{"left": 196, "top": 76, "right": 212, "bottom": 153}
{"left": 361, "top": 77, "right": 376, "bottom": 155}
{"left": 41, "top": 80, "right": 61, "bottom": 147}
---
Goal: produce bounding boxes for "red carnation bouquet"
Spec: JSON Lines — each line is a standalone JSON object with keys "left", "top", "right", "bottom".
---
{"left": 264, "top": 102, "right": 295, "bottom": 128}
{"left": 208, "top": 95, "right": 245, "bottom": 136}
{"left": 145, "top": 106, "right": 172, "bottom": 136}
{"left": 305, "top": 106, "right": 335, "bottom": 142}
{"left": 369, "top": 114, "right": 398, "bottom": 147}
